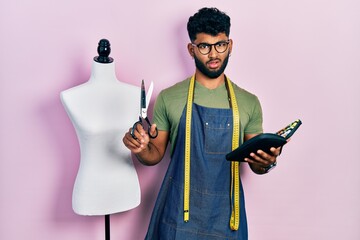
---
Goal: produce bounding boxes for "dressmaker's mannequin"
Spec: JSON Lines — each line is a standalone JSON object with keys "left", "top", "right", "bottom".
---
{"left": 60, "top": 39, "right": 141, "bottom": 217}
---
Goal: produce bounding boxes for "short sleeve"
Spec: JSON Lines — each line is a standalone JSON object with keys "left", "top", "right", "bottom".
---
{"left": 244, "top": 96, "right": 263, "bottom": 134}
{"left": 152, "top": 92, "right": 170, "bottom": 131}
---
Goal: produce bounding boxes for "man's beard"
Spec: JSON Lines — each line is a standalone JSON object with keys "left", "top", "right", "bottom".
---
{"left": 194, "top": 53, "right": 230, "bottom": 79}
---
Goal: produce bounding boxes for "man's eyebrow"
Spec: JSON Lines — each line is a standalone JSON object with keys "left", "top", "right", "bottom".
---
{"left": 197, "top": 40, "right": 228, "bottom": 45}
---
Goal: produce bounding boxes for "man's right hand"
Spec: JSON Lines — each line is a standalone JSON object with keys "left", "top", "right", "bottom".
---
{"left": 122, "top": 124, "right": 169, "bottom": 166}
{"left": 123, "top": 123, "right": 151, "bottom": 154}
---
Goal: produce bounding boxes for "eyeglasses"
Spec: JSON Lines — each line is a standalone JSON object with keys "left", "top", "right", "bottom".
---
{"left": 191, "top": 40, "right": 230, "bottom": 55}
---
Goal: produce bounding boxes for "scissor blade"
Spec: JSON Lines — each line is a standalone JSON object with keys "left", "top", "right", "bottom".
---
{"left": 146, "top": 81, "right": 154, "bottom": 108}
{"left": 141, "top": 79, "right": 146, "bottom": 109}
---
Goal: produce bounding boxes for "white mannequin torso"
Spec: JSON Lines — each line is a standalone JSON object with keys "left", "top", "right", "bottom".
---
{"left": 60, "top": 60, "right": 141, "bottom": 215}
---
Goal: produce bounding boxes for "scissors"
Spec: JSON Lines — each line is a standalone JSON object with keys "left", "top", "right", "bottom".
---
{"left": 130, "top": 80, "right": 158, "bottom": 139}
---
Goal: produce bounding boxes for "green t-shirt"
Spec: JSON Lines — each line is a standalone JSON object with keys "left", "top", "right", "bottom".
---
{"left": 153, "top": 77, "right": 263, "bottom": 154}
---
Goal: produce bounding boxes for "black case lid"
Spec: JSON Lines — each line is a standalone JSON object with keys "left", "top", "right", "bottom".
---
{"left": 226, "top": 133, "right": 287, "bottom": 162}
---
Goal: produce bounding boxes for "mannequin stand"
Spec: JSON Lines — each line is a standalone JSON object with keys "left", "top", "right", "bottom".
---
{"left": 105, "top": 215, "right": 110, "bottom": 240}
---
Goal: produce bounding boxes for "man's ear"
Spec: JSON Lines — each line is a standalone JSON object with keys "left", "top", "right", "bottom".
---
{"left": 229, "top": 39, "right": 233, "bottom": 55}
{"left": 187, "top": 43, "right": 195, "bottom": 57}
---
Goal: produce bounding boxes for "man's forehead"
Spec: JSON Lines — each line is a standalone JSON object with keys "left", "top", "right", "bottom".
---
{"left": 194, "top": 33, "right": 228, "bottom": 43}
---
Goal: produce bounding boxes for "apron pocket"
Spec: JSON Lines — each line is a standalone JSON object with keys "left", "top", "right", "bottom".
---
{"left": 204, "top": 117, "right": 232, "bottom": 154}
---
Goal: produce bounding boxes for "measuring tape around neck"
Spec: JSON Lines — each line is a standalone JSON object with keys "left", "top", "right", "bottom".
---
{"left": 184, "top": 75, "right": 241, "bottom": 230}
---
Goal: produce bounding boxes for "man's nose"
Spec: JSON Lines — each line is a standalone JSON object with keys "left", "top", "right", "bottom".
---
{"left": 208, "top": 46, "right": 218, "bottom": 58}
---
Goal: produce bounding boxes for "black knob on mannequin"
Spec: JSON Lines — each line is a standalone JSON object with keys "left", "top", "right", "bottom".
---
{"left": 94, "top": 39, "right": 114, "bottom": 63}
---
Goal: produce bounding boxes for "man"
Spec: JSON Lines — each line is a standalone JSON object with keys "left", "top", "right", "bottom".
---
{"left": 123, "top": 7, "right": 281, "bottom": 240}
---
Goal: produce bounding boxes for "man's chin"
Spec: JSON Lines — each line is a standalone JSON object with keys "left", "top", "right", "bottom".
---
{"left": 206, "top": 71, "right": 223, "bottom": 79}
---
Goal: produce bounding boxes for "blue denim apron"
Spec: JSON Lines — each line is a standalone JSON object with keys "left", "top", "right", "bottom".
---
{"left": 145, "top": 103, "right": 247, "bottom": 240}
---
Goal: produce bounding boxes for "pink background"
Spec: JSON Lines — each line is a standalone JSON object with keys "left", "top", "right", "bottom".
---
{"left": 1, "top": 0, "right": 359, "bottom": 239}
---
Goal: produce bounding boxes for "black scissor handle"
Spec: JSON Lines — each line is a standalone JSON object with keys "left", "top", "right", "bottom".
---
{"left": 130, "top": 117, "right": 142, "bottom": 140}
{"left": 130, "top": 117, "right": 158, "bottom": 139}
{"left": 144, "top": 117, "right": 158, "bottom": 139}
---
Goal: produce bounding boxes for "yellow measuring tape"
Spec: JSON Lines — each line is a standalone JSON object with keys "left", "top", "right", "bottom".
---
{"left": 227, "top": 77, "right": 240, "bottom": 230}
{"left": 184, "top": 75, "right": 195, "bottom": 222}
{"left": 184, "top": 75, "right": 240, "bottom": 230}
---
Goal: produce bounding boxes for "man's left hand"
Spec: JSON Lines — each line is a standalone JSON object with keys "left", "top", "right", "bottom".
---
{"left": 245, "top": 146, "right": 282, "bottom": 174}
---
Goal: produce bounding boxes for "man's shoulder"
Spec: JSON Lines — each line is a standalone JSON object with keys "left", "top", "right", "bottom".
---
{"left": 159, "top": 77, "right": 190, "bottom": 97}
{"left": 230, "top": 80, "right": 259, "bottom": 100}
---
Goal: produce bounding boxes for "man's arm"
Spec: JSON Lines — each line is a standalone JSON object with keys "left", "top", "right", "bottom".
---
{"left": 244, "top": 133, "right": 281, "bottom": 174}
{"left": 123, "top": 124, "right": 169, "bottom": 166}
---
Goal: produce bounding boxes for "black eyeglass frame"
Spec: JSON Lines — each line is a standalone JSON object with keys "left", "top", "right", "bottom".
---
{"left": 191, "top": 40, "right": 230, "bottom": 55}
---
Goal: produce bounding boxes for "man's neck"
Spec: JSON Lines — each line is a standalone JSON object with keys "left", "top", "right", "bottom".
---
{"left": 194, "top": 71, "right": 225, "bottom": 89}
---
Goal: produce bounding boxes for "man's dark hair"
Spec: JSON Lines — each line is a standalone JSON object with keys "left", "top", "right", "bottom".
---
{"left": 187, "top": 7, "right": 231, "bottom": 42}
